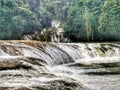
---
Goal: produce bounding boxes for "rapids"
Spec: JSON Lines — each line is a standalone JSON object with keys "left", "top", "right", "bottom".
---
{"left": 0, "top": 41, "right": 119, "bottom": 90}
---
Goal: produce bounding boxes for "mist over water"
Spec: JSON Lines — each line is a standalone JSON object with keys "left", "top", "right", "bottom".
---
{"left": 0, "top": 41, "right": 119, "bottom": 90}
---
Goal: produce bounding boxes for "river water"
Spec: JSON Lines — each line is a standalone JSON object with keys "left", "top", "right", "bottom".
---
{"left": 50, "top": 57, "right": 120, "bottom": 90}
{"left": 0, "top": 41, "right": 119, "bottom": 90}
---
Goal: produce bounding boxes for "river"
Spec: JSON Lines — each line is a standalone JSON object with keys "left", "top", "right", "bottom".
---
{"left": 0, "top": 41, "right": 119, "bottom": 90}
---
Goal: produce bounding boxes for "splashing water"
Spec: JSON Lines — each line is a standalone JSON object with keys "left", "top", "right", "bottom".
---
{"left": 0, "top": 41, "right": 119, "bottom": 90}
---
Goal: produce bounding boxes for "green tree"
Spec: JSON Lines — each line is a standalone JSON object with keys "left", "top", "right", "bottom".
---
{"left": 64, "top": 0, "right": 104, "bottom": 42}
{"left": 64, "top": 0, "right": 86, "bottom": 42}
{"left": 98, "top": 0, "right": 120, "bottom": 41}
{"left": 0, "top": 0, "right": 41, "bottom": 39}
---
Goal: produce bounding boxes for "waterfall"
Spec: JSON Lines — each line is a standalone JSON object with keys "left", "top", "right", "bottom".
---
{"left": 21, "top": 35, "right": 34, "bottom": 40}
{"left": 0, "top": 41, "right": 119, "bottom": 66}
{"left": 0, "top": 41, "right": 120, "bottom": 90}
{"left": 51, "top": 19, "right": 64, "bottom": 42}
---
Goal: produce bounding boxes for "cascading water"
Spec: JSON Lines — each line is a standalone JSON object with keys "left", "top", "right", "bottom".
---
{"left": 0, "top": 41, "right": 119, "bottom": 90}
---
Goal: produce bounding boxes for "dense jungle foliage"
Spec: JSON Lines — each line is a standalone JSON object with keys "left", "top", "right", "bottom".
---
{"left": 0, "top": 0, "right": 120, "bottom": 41}
{"left": 64, "top": 0, "right": 120, "bottom": 41}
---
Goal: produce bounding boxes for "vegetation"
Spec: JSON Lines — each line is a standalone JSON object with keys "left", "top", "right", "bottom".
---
{"left": 0, "top": 0, "right": 41, "bottom": 39}
{"left": 0, "top": 0, "right": 120, "bottom": 41}
{"left": 98, "top": 0, "right": 120, "bottom": 41}
{"left": 64, "top": 0, "right": 120, "bottom": 42}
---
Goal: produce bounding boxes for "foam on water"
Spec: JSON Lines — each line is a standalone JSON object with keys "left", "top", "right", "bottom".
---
{"left": 0, "top": 41, "right": 120, "bottom": 89}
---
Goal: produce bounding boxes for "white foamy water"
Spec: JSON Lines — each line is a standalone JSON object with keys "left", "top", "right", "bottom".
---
{"left": 50, "top": 56, "right": 120, "bottom": 90}
{"left": 0, "top": 41, "right": 120, "bottom": 90}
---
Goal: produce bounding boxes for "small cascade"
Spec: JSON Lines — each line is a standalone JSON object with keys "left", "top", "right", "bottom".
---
{"left": 0, "top": 41, "right": 74, "bottom": 66}
{"left": 51, "top": 19, "right": 65, "bottom": 43}
{"left": 21, "top": 35, "right": 34, "bottom": 40}
{"left": 0, "top": 41, "right": 119, "bottom": 66}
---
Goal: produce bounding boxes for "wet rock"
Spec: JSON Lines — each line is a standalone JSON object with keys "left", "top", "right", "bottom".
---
{"left": 0, "top": 87, "right": 32, "bottom": 90}
{"left": 0, "top": 57, "right": 46, "bottom": 70}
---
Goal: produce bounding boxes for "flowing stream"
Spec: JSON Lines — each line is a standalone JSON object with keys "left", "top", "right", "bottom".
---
{"left": 0, "top": 41, "right": 119, "bottom": 90}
